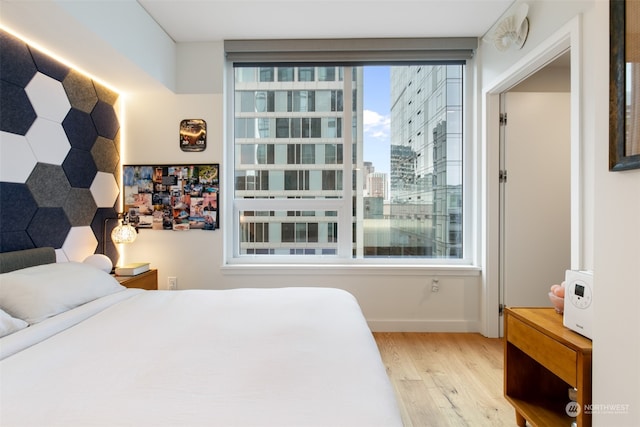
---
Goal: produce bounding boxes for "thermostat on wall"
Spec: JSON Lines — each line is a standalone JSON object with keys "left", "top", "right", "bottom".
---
{"left": 563, "top": 270, "right": 593, "bottom": 339}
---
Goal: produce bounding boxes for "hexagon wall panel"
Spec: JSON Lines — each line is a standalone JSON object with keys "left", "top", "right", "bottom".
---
{"left": 25, "top": 118, "right": 71, "bottom": 165}
{"left": 0, "top": 182, "right": 38, "bottom": 234}
{"left": 63, "top": 148, "right": 98, "bottom": 188}
{"left": 64, "top": 188, "right": 98, "bottom": 226}
{"left": 62, "top": 226, "right": 98, "bottom": 262}
{"left": 92, "top": 136, "right": 119, "bottom": 173}
{"left": 30, "top": 49, "right": 70, "bottom": 82}
{"left": 0, "top": 29, "right": 121, "bottom": 263}
{"left": 0, "top": 31, "right": 37, "bottom": 87}
{"left": 92, "top": 101, "right": 119, "bottom": 139}
{"left": 0, "top": 80, "right": 37, "bottom": 135}
{"left": 0, "top": 131, "right": 37, "bottom": 183}
{"left": 63, "top": 108, "right": 98, "bottom": 151}
{"left": 26, "top": 163, "right": 71, "bottom": 207}
{"left": 91, "top": 172, "right": 120, "bottom": 208}
{"left": 63, "top": 69, "right": 98, "bottom": 114}
{"left": 25, "top": 72, "right": 71, "bottom": 122}
{"left": 27, "top": 207, "right": 71, "bottom": 249}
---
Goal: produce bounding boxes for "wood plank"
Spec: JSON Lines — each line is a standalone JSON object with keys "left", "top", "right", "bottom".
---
{"left": 374, "top": 333, "right": 515, "bottom": 427}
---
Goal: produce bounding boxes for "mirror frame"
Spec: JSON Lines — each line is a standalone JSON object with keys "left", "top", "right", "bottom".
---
{"left": 610, "top": 0, "right": 640, "bottom": 171}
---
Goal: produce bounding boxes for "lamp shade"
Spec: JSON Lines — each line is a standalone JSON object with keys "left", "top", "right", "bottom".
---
{"left": 111, "top": 222, "right": 137, "bottom": 244}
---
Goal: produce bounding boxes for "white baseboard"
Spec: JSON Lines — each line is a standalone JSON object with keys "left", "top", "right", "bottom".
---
{"left": 367, "top": 319, "right": 481, "bottom": 333}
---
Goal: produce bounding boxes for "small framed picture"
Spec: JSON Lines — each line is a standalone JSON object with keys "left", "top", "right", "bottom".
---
{"left": 179, "top": 119, "right": 207, "bottom": 152}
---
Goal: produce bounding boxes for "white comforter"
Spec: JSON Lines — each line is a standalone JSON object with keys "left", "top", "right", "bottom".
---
{"left": 0, "top": 288, "right": 402, "bottom": 427}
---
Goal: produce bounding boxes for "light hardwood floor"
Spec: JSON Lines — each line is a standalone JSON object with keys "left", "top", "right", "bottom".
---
{"left": 373, "top": 333, "right": 516, "bottom": 427}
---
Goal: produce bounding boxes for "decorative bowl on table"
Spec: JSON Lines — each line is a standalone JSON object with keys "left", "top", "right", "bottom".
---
{"left": 548, "top": 292, "right": 564, "bottom": 314}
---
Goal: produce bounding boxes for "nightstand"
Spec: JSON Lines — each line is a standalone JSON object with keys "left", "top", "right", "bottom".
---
{"left": 114, "top": 269, "right": 158, "bottom": 290}
{"left": 504, "top": 307, "right": 592, "bottom": 427}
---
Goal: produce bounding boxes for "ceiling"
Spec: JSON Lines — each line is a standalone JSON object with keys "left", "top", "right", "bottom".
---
{"left": 137, "top": 0, "right": 516, "bottom": 43}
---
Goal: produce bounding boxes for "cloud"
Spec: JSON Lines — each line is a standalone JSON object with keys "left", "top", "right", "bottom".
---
{"left": 363, "top": 109, "right": 390, "bottom": 140}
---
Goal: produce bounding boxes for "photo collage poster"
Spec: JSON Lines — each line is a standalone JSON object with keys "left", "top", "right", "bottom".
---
{"left": 123, "top": 164, "right": 219, "bottom": 231}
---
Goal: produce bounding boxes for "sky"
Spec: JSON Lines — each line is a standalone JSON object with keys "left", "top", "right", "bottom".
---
{"left": 363, "top": 66, "right": 391, "bottom": 175}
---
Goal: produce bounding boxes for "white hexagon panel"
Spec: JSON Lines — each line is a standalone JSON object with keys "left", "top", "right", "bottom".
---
{"left": 55, "top": 249, "right": 69, "bottom": 262}
{"left": 25, "top": 118, "right": 71, "bottom": 165}
{"left": 0, "top": 131, "right": 37, "bottom": 183}
{"left": 25, "top": 72, "right": 71, "bottom": 123}
{"left": 61, "top": 226, "right": 98, "bottom": 262}
{"left": 90, "top": 171, "right": 119, "bottom": 208}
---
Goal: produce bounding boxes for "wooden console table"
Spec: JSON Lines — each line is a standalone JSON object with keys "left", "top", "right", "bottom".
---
{"left": 504, "top": 307, "right": 592, "bottom": 427}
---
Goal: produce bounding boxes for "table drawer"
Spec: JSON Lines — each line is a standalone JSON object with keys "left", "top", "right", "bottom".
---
{"left": 507, "top": 314, "right": 577, "bottom": 385}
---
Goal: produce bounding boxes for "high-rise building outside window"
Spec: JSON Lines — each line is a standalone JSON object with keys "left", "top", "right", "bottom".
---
{"left": 232, "top": 63, "right": 464, "bottom": 262}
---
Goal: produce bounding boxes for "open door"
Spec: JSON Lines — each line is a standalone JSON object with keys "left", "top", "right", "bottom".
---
{"left": 498, "top": 88, "right": 571, "bottom": 334}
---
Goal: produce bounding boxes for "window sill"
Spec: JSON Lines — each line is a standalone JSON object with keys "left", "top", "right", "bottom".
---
{"left": 221, "top": 263, "right": 481, "bottom": 277}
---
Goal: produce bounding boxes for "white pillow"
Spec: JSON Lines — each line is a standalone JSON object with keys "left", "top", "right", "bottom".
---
{"left": 0, "top": 262, "right": 126, "bottom": 324}
{"left": 83, "top": 254, "right": 113, "bottom": 273}
{"left": 0, "top": 308, "right": 28, "bottom": 338}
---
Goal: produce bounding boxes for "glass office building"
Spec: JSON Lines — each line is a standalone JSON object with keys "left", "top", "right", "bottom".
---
{"left": 233, "top": 64, "right": 462, "bottom": 258}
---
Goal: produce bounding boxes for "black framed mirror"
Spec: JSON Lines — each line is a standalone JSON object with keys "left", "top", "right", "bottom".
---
{"left": 610, "top": 0, "right": 640, "bottom": 171}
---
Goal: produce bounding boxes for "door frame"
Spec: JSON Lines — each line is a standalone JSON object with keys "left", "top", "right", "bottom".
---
{"left": 481, "top": 16, "right": 583, "bottom": 337}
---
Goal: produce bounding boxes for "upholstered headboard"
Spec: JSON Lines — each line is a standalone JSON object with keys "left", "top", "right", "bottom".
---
{"left": 0, "top": 247, "right": 56, "bottom": 274}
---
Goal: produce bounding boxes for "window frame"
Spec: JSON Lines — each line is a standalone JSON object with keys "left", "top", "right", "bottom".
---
{"left": 223, "top": 40, "right": 477, "bottom": 268}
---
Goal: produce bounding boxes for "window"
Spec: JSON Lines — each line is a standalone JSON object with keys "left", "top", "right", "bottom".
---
{"left": 226, "top": 38, "right": 474, "bottom": 264}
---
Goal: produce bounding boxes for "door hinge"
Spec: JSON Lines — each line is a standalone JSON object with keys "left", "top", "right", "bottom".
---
{"left": 499, "top": 170, "right": 508, "bottom": 183}
{"left": 500, "top": 113, "right": 508, "bottom": 126}
{"left": 499, "top": 303, "right": 505, "bottom": 316}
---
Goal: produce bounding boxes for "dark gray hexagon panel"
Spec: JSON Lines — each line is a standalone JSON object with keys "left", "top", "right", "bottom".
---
{"left": 0, "top": 182, "right": 38, "bottom": 252}
{"left": 63, "top": 108, "right": 98, "bottom": 151}
{"left": 26, "top": 163, "right": 71, "bottom": 207}
{"left": 0, "top": 31, "right": 37, "bottom": 87}
{"left": 63, "top": 69, "right": 98, "bottom": 113}
{"left": 0, "top": 80, "right": 37, "bottom": 135}
{"left": 0, "top": 231, "right": 35, "bottom": 252}
{"left": 95, "top": 84, "right": 119, "bottom": 105}
{"left": 63, "top": 148, "right": 98, "bottom": 188}
{"left": 27, "top": 207, "right": 71, "bottom": 249}
{"left": 0, "top": 29, "right": 121, "bottom": 262}
{"left": 92, "top": 100, "right": 119, "bottom": 139}
{"left": 91, "top": 136, "right": 120, "bottom": 173}
{"left": 64, "top": 188, "right": 97, "bottom": 226}
{"left": 30, "top": 49, "right": 70, "bottom": 82}
{"left": 0, "top": 182, "right": 38, "bottom": 231}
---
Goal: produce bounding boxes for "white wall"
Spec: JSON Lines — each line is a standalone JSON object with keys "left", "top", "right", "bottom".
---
{"left": 481, "top": 1, "right": 640, "bottom": 425}
{"left": 0, "top": 0, "right": 174, "bottom": 93}
{"left": 589, "top": 4, "right": 640, "bottom": 426}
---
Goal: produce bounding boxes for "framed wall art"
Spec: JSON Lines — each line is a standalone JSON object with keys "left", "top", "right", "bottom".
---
{"left": 180, "top": 119, "right": 207, "bottom": 152}
{"left": 123, "top": 164, "right": 219, "bottom": 231}
{"left": 610, "top": 0, "right": 640, "bottom": 170}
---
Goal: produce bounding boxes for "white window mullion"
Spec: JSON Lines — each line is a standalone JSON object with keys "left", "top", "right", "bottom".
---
{"left": 354, "top": 68, "right": 364, "bottom": 259}
{"left": 338, "top": 67, "right": 354, "bottom": 258}
{"left": 235, "top": 198, "right": 343, "bottom": 211}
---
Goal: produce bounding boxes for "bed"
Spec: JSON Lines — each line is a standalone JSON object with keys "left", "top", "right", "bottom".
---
{"left": 0, "top": 248, "right": 402, "bottom": 427}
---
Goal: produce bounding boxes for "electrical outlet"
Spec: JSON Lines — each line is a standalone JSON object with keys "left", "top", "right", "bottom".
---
{"left": 167, "top": 276, "right": 177, "bottom": 290}
{"left": 431, "top": 278, "right": 439, "bottom": 292}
